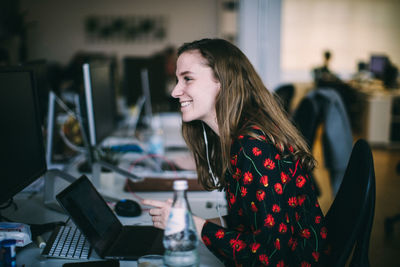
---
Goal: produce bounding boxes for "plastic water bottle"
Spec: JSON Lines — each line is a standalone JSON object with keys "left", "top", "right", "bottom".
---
{"left": 163, "top": 180, "right": 199, "bottom": 267}
{"left": 148, "top": 115, "right": 165, "bottom": 156}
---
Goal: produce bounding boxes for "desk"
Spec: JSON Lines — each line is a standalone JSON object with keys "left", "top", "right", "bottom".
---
{"left": 349, "top": 80, "right": 400, "bottom": 147}
{"left": 2, "top": 191, "right": 224, "bottom": 267}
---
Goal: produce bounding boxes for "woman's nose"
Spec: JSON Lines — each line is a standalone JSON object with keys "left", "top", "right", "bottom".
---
{"left": 171, "top": 83, "right": 182, "bottom": 98}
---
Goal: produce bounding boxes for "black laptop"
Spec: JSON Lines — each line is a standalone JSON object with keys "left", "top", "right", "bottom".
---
{"left": 55, "top": 175, "right": 164, "bottom": 260}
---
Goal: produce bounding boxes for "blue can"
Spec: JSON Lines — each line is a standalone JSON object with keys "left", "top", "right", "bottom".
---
{"left": 0, "top": 239, "right": 16, "bottom": 267}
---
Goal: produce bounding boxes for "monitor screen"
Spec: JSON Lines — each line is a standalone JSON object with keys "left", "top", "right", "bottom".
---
{"left": 369, "top": 55, "right": 388, "bottom": 79}
{"left": 82, "top": 61, "right": 117, "bottom": 147}
{"left": 0, "top": 67, "right": 47, "bottom": 205}
{"left": 23, "top": 60, "right": 51, "bottom": 126}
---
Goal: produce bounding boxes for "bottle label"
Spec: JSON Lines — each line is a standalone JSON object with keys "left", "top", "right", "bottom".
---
{"left": 165, "top": 207, "right": 186, "bottom": 236}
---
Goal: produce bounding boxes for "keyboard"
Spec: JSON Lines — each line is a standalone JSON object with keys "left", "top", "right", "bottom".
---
{"left": 42, "top": 225, "right": 91, "bottom": 259}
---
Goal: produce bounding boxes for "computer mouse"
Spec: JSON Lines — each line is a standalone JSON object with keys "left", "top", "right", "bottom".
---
{"left": 114, "top": 199, "right": 142, "bottom": 217}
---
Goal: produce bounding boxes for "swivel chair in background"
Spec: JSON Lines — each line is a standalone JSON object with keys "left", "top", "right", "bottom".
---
{"left": 292, "top": 88, "right": 353, "bottom": 197}
{"left": 274, "top": 83, "right": 295, "bottom": 115}
{"left": 324, "top": 139, "right": 376, "bottom": 267}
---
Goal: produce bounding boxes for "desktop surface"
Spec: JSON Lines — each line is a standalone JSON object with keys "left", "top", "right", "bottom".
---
{"left": 2, "top": 190, "right": 223, "bottom": 267}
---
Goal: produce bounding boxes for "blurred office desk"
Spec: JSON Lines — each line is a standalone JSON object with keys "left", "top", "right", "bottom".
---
{"left": 3, "top": 191, "right": 224, "bottom": 267}
{"left": 349, "top": 80, "right": 400, "bottom": 147}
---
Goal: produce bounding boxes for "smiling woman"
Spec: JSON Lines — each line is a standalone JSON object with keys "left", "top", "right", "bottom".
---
{"left": 172, "top": 50, "right": 220, "bottom": 133}
{"left": 143, "top": 38, "right": 328, "bottom": 267}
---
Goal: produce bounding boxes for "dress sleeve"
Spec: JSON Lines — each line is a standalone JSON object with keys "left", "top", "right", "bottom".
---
{"left": 201, "top": 135, "right": 326, "bottom": 266}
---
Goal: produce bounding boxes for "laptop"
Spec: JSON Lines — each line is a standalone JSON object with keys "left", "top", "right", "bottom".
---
{"left": 55, "top": 175, "right": 164, "bottom": 260}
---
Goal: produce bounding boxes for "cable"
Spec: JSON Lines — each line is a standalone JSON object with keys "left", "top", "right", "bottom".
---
{"left": 202, "top": 122, "right": 225, "bottom": 227}
{"left": 54, "top": 94, "right": 83, "bottom": 121}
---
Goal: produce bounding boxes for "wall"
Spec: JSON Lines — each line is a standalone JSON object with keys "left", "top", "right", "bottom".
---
{"left": 281, "top": 0, "right": 400, "bottom": 82}
{"left": 21, "top": 0, "right": 219, "bottom": 65}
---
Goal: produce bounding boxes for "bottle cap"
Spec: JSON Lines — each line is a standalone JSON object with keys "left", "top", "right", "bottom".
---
{"left": 173, "top": 180, "right": 188, "bottom": 190}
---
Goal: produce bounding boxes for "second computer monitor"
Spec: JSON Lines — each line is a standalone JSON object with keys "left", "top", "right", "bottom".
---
{"left": 82, "top": 61, "right": 117, "bottom": 148}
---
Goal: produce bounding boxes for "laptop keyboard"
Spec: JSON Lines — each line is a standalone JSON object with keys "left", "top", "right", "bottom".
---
{"left": 42, "top": 225, "right": 91, "bottom": 259}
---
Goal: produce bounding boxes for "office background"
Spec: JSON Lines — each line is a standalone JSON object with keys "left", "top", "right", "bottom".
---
{"left": 1, "top": 0, "right": 400, "bottom": 266}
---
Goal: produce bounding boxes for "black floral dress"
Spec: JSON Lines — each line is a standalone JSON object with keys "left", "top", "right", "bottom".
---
{"left": 201, "top": 129, "right": 328, "bottom": 266}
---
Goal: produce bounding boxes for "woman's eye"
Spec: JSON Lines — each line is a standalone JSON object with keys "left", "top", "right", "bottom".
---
{"left": 184, "top": 76, "right": 192, "bottom": 82}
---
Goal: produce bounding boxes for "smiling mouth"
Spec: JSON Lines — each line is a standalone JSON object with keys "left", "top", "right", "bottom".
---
{"left": 181, "top": 101, "right": 192, "bottom": 108}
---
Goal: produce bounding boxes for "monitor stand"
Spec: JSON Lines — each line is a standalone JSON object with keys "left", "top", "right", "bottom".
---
{"left": 43, "top": 169, "right": 78, "bottom": 212}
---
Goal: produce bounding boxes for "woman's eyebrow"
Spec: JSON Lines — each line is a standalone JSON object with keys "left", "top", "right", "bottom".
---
{"left": 178, "top": 70, "right": 193, "bottom": 76}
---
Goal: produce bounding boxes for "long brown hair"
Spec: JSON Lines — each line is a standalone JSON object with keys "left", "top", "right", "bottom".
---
{"left": 178, "top": 38, "right": 315, "bottom": 191}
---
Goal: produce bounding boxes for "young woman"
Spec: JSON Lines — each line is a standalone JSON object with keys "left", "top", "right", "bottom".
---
{"left": 143, "top": 38, "right": 328, "bottom": 266}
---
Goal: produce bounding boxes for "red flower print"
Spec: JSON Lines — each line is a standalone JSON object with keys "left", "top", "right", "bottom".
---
{"left": 280, "top": 172, "right": 290, "bottom": 184}
{"left": 233, "top": 168, "right": 241, "bottom": 180}
{"left": 231, "top": 155, "right": 238, "bottom": 166}
{"left": 236, "top": 224, "right": 245, "bottom": 231}
{"left": 285, "top": 213, "right": 290, "bottom": 223}
{"left": 288, "top": 197, "right": 298, "bottom": 207}
{"left": 256, "top": 190, "right": 266, "bottom": 201}
{"left": 272, "top": 204, "right": 281, "bottom": 213}
{"left": 315, "top": 202, "right": 320, "bottom": 208}
{"left": 215, "top": 229, "right": 225, "bottom": 239}
{"left": 301, "top": 229, "right": 311, "bottom": 239}
{"left": 252, "top": 147, "right": 262, "bottom": 156}
{"left": 259, "top": 135, "right": 266, "bottom": 141}
{"left": 259, "top": 254, "right": 269, "bottom": 265}
{"left": 264, "top": 158, "right": 276, "bottom": 170}
{"left": 296, "top": 175, "right": 306, "bottom": 188}
{"left": 253, "top": 229, "right": 261, "bottom": 235}
{"left": 229, "top": 192, "right": 236, "bottom": 206}
{"left": 288, "top": 145, "right": 294, "bottom": 153}
{"left": 274, "top": 238, "right": 281, "bottom": 250}
{"left": 274, "top": 183, "right": 283, "bottom": 195}
{"left": 202, "top": 235, "right": 211, "bottom": 246}
{"left": 276, "top": 260, "right": 285, "bottom": 267}
{"left": 260, "top": 175, "right": 269, "bottom": 187}
{"left": 264, "top": 214, "right": 275, "bottom": 228}
{"left": 229, "top": 239, "right": 246, "bottom": 252}
{"left": 240, "top": 186, "right": 248, "bottom": 197}
{"left": 279, "top": 223, "right": 287, "bottom": 233}
{"left": 244, "top": 171, "right": 253, "bottom": 184}
{"left": 238, "top": 135, "right": 244, "bottom": 139}
{"left": 320, "top": 227, "right": 328, "bottom": 239}
{"left": 301, "top": 261, "right": 311, "bottom": 267}
{"left": 312, "top": 251, "right": 320, "bottom": 262}
{"left": 298, "top": 195, "right": 306, "bottom": 206}
{"left": 288, "top": 237, "right": 298, "bottom": 251}
{"left": 315, "top": 215, "right": 321, "bottom": 224}
{"left": 275, "top": 153, "right": 281, "bottom": 160}
{"left": 251, "top": 242, "right": 260, "bottom": 253}
{"left": 295, "top": 212, "right": 300, "bottom": 222}
{"left": 251, "top": 202, "right": 258, "bottom": 212}
{"left": 238, "top": 208, "right": 243, "bottom": 216}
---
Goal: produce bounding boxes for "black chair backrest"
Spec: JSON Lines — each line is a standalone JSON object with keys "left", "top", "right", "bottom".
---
{"left": 291, "top": 95, "right": 320, "bottom": 148}
{"left": 274, "top": 83, "right": 295, "bottom": 114}
{"left": 324, "top": 139, "right": 375, "bottom": 267}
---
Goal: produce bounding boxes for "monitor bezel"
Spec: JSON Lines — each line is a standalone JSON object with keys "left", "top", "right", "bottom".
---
{"left": 0, "top": 66, "right": 47, "bottom": 204}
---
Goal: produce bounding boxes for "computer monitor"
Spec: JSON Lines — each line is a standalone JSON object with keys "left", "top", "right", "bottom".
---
{"left": 23, "top": 59, "right": 51, "bottom": 126}
{"left": 369, "top": 55, "right": 389, "bottom": 80}
{"left": 122, "top": 55, "right": 169, "bottom": 113}
{"left": 0, "top": 67, "right": 47, "bottom": 205}
{"left": 82, "top": 61, "right": 117, "bottom": 148}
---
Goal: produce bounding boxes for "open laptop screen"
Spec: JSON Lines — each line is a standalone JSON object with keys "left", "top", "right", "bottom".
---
{"left": 56, "top": 176, "right": 122, "bottom": 253}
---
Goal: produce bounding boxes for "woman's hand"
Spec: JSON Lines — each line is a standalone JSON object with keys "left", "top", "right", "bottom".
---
{"left": 142, "top": 199, "right": 173, "bottom": 229}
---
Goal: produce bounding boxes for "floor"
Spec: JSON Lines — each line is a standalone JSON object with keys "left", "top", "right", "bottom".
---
{"left": 312, "top": 133, "right": 400, "bottom": 266}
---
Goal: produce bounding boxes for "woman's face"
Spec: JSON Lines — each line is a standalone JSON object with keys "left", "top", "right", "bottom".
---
{"left": 171, "top": 50, "right": 220, "bottom": 131}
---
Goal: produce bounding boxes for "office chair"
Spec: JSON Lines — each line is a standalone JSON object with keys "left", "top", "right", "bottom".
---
{"left": 324, "top": 139, "right": 376, "bottom": 267}
{"left": 384, "top": 161, "right": 400, "bottom": 236}
{"left": 292, "top": 88, "right": 353, "bottom": 197}
{"left": 274, "top": 83, "right": 295, "bottom": 114}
